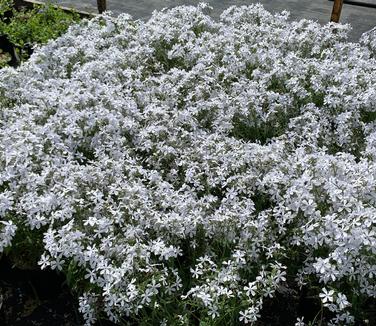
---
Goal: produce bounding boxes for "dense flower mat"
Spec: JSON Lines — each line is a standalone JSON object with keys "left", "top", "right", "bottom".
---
{"left": 1, "top": 4, "right": 376, "bottom": 325}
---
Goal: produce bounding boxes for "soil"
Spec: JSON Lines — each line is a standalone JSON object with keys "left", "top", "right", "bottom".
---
{"left": 0, "top": 255, "right": 83, "bottom": 326}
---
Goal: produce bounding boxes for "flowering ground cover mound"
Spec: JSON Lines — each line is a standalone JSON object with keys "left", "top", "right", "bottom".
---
{"left": 1, "top": 3, "right": 376, "bottom": 325}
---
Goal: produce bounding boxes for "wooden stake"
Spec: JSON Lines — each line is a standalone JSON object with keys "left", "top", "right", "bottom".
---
{"left": 330, "top": 0, "right": 344, "bottom": 23}
{"left": 97, "top": 0, "right": 106, "bottom": 14}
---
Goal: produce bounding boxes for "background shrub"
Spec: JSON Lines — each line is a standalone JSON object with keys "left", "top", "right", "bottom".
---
{"left": 0, "top": 0, "right": 80, "bottom": 66}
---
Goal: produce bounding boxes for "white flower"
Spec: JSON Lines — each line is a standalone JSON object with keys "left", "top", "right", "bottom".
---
{"left": 0, "top": 220, "right": 17, "bottom": 252}
{"left": 38, "top": 253, "right": 51, "bottom": 270}
{"left": 336, "top": 293, "right": 350, "bottom": 310}
{"left": 239, "top": 307, "right": 260, "bottom": 324}
{"left": 320, "top": 288, "right": 335, "bottom": 304}
{"left": 208, "top": 305, "right": 219, "bottom": 319}
{"left": 244, "top": 282, "right": 257, "bottom": 297}
{"left": 197, "top": 291, "right": 212, "bottom": 306}
{"left": 239, "top": 310, "right": 252, "bottom": 324}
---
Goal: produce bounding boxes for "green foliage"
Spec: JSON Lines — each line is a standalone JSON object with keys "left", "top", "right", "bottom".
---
{"left": 0, "top": 48, "right": 11, "bottom": 67}
{"left": 5, "top": 218, "right": 45, "bottom": 270}
{"left": 0, "top": 0, "right": 12, "bottom": 16}
{"left": 0, "top": 0, "right": 80, "bottom": 64}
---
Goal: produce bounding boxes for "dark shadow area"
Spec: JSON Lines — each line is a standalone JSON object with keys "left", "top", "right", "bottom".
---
{"left": 0, "top": 255, "right": 82, "bottom": 325}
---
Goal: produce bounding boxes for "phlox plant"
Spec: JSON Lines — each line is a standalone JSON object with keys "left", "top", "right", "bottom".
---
{"left": 1, "top": 3, "right": 376, "bottom": 325}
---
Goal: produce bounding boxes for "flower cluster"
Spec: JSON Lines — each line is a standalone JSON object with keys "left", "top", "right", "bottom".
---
{"left": 0, "top": 220, "right": 16, "bottom": 252}
{"left": 0, "top": 3, "right": 376, "bottom": 324}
